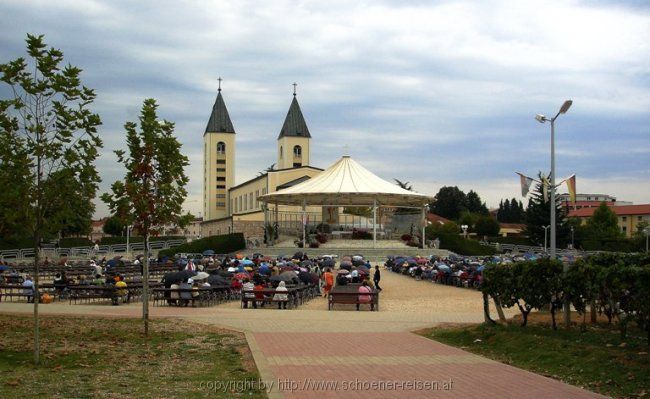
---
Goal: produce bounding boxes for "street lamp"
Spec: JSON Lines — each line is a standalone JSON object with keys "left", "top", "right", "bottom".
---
{"left": 536, "top": 99, "right": 572, "bottom": 327}
{"left": 461, "top": 224, "right": 469, "bottom": 239}
{"left": 126, "top": 225, "right": 133, "bottom": 255}
{"left": 542, "top": 225, "right": 550, "bottom": 253}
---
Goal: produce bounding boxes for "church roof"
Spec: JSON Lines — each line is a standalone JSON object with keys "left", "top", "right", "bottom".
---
{"left": 205, "top": 90, "right": 235, "bottom": 134}
{"left": 278, "top": 96, "right": 311, "bottom": 139}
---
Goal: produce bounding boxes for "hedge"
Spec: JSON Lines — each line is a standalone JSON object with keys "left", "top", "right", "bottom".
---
{"left": 100, "top": 236, "right": 184, "bottom": 246}
{"left": 486, "top": 236, "right": 533, "bottom": 246}
{"left": 437, "top": 234, "right": 496, "bottom": 256}
{"left": 158, "top": 233, "right": 246, "bottom": 258}
{"left": 59, "top": 237, "right": 94, "bottom": 248}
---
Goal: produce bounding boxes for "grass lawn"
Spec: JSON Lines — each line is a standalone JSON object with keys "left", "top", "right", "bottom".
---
{"left": 418, "top": 314, "right": 649, "bottom": 399}
{"left": 0, "top": 314, "right": 266, "bottom": 399}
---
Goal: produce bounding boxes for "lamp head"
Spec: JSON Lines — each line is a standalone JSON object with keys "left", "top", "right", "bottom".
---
{"left": 559, "top": 100, "right": 573, "bottom": 114}
{"left": 535, "top": 114, "right": 547, "bottom": 123}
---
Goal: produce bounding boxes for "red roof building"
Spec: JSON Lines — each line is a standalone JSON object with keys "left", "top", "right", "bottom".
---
{"left": 568, "top": 204, "right": 650, "bottom": 237}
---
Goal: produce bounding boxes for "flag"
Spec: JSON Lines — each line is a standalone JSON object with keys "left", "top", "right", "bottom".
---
{"left": 516, "top": 172, "right": 534, "bottom": 197}
{"left": 566, "top": 174, "right": 576, "bottom": 203}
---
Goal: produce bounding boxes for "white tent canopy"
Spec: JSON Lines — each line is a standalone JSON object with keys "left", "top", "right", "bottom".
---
{"left": 259, "top": 156, "right": 433, "bottom": 207}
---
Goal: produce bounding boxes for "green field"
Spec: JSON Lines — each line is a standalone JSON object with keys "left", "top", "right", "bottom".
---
{"left": 419, "top": 317, "right": 649, "bottom": 399}
{"left": 0, "top": 314, "right": 266, "bottom": 399}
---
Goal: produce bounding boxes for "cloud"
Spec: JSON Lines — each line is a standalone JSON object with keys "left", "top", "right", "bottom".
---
{"left": 0, "top": 0, "right": 648, "bottom": 218}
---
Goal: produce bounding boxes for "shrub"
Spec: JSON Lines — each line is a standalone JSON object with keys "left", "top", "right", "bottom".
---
{"left": 316, "top": 223, "right": 332, "bottom": 234}
{"left": 0, "top": 237, "right": 36, "bottom": 250}
{"left": 352, "top": 229, "right": 372, "bottom": 240}
{"left": 309, "top": 241, "right": 320, "bottom": 248}
{"left": 400, "top": 234, "right": 412, "bottom": 242}
{"left": 158, "top": 233, "right": 245, "bottom": 258}
{"left": 315, "top": 233, "right": 328, "bottom": 244}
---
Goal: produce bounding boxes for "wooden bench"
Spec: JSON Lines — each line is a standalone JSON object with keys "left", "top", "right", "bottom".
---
{"left": 241, "top": 287, "right": 302, "bottom": 309}
{"left": 328, "top": 286, "right": 379, "bottom": 311}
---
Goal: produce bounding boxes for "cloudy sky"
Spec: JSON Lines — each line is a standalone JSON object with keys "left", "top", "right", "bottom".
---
{"left": 1, "top": 0, "right": 649, "bottom": 217}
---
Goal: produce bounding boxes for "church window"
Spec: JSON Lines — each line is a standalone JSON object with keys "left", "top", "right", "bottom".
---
{"left": 217, "top": 159, "right": 226, "bottom": 164}
{"left": 249, "top": 192, "right": 253, "bottom": 209}
{"left": 280, "top": 146, "right": 283, "bottom": 159}
{"left": 216, "top": 177, "right": 226, "bottom": 182}
{"left": 293, "top": 145, "right": 302, "bottom": 157}
{"left": 217, "top": 142, "right": 226, "bottom": 155}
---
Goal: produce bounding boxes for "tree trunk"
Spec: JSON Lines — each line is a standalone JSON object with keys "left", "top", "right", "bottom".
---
{"left": 517, "top": 303, "right": 530, "bottom": 327}
{"left": 550, "top": 303, "right": 557, "bottom": 330}
{"left": 493, "top": 296, "right": 506, "bottom": 322}
{"left": 483, "top": 292, "right": 495, "bottom": 324}
{"left": 590, "top": 299, "right": 597, "bottom": 324}
{"left": 33, "top": 151, "right": 43, "bottom": 365}
{"left": 143, "top": 231, "right": 150, "bottom": 336}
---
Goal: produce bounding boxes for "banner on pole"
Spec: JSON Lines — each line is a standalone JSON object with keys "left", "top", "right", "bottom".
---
{"left": 516, "top": 172, "right": 535, "bottom": 197}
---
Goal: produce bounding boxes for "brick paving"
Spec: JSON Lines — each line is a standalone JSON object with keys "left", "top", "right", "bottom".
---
{"left": 0, "top": 270, "right": 607, "bottom": 398}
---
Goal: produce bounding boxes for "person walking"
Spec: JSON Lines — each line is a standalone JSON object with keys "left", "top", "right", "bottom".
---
{"left": 373, "top": 265, "right": 382, "bottom": 291}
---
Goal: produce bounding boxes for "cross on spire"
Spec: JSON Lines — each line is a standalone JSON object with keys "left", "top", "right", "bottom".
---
{"left": 218, "top": 77, "right": 222, "bottom": 92}
{"left": 293, "top": 82, "right": 297, "bottom": 96}
{"left": 343, "top": 143, "right": 350, "bottom": 155}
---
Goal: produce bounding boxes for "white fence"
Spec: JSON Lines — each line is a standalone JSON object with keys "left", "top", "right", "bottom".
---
{"left": 0, "top": 239, "right": 186, "bottom": 260}
{"left": 480, "top": 241, "right": 600, "bottom": 256}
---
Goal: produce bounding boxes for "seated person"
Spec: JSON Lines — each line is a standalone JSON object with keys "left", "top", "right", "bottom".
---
{"left": 254, "top": 281, "right": 266, "bottom": 308}
{"left": 273, "top": 281, "right": 289, "bottom": 309}
{"left": 357, "top": 280, "right": 374, "bottom": 311}
{"left": 112, "top": 278, "right": 128, "bottom": 306}
{"left": 241, "top": 279, "right": 255, "bottom": 309}
{"left": 179, "top": 278, "right": 193, "bottom": 307}
{"left": 22, "top": 275, "right": 35, "bottom": 303}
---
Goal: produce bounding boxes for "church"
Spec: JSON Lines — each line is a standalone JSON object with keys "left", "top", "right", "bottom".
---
{"left": 200, "top": 82, "right": 323, "bottom": 239}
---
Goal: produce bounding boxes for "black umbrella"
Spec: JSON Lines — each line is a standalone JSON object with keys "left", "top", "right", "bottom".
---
{"left": 321, "top": 258, "right": 335, "bottom": 268}
{"left": 207, "top": 274, "right": 229, "bottom": 285}
{"left": 293, "top": 251, "right": 304, "bottom": 260}
{"left": 270, "top": 274, "right": 293, "bottom": 283}
{"left": 161, "top": 270, "right": 192, "bottom": 287}
{"left": 298, "top": 271, "right": 312, "bottom": 284}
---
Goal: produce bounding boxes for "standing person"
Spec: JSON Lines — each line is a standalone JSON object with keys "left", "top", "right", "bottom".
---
{"left": 373, "top": 265, "right": 382, "bottom": 291}
{"left": 322, "top": 268, "right": 334, "bottom": 298}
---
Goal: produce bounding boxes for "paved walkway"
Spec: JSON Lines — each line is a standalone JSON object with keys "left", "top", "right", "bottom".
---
{"left": 0, "top": 271, "right": 606, "bottom": 398}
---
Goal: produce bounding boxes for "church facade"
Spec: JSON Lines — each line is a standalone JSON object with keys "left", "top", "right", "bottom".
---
{"left": 201, "top": 84, "right": 323, "bottom": 240}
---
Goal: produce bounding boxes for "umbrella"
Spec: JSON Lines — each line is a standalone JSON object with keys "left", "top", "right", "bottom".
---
{"left": 258, "top": 264, "right": 270, "bottom": 275}
{"left": 233, "top": 272, "right": 250, "bottom": 280}
{"left": 162, "top": 270, "right": 193, "bottom": 286}
{"left": 477, "top": 265, "right": 485, "bottom": 272}
{"left": 235, "top": 253, "right": 244, "bottom": 260}
{"left": 270, "top": 274, "right": 294, "bottom": 283}
{"left": 416, "top": 258, "right": 428, "bottom": 265}
{"left": 337, "top": 269, "right": 350, "bottom": 275}
{"left": 241, "top": 259, "right": 254, "bottom": 266}
{"left": 321, "top": 258, "right": 335, "bottom": 268}
{"left": 202, "top": 250, "right": 215, "bottom": 256}
{"left": 207, "top": 274, "right": 229, "bottom": 285}
{"left": 0, "top": 265, "right": 11, "bottom": 271}
{"left": 194, "top": 271, "right": 210, "bottom": 280}
{"left": 293, "top": 251, "right": 304, "bottom": 260}
{"left": 298, "top": 271, "right": 312, "bottom": 284}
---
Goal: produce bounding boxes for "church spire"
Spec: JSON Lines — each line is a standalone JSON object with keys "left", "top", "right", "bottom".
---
{"left": 278, "top": 84, "right": 311, "bottom": 139}
{"left": 205, "top": 78, "right": 235, "bottom": 134}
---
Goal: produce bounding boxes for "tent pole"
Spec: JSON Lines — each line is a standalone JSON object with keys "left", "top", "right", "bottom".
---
{"left": 421, "top": 206, "right": 426, "bottom": 249}
{"left": 373, "top": 199, "right": 377, "bottom": 249}
{"left": 302, "top": 200, "right": 307, "bottom": 248}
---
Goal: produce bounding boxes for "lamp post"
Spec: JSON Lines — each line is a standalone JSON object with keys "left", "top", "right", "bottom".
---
{"left": 570, "top": 226, "right": 575, "bottom": 249}
{"left": 542, "top": 225, "right": 550, "bottom": 253}
{"left": 536, "top": 99, "right": 572, "bottom": 327}
{"left": 461, "top": 224, "right": 469, "bottom": 239}
{"left": 645, "top": 226, "right": 650, "bottom": 253}
{"left": 126, "top": 225, "right": 132, "bottom": 256}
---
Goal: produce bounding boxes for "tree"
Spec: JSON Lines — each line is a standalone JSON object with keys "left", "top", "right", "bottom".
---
{"left": 466, "top": 190, "right": 488, "bottom": 215}
{"left": 585, "top": 202, "right": 622, "bottom": 241}
{"left": 431, "top": 186, "right": 467, "bottom": 220}
{"left": 42, "top": 169, "right": 94, "bottom": 238}
{"left": 475, "top": 216, "right": 500, "bottom": 237}
{"left": 103, "top": 216, "right": 125, "bottom": 237}
{"left": 524, "top": 173, "right": 569, "bottom": 247}
{"left": 1, "top": 34, "right": 102, "bottom": 364}
{"left": 102, "top": 98, "right": 189, "bottom": 336}
{"left": 0, "top": 126, "right": 33, "bottom": 241}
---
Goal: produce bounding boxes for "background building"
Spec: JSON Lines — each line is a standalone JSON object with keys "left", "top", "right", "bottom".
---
{"left": 568, "top": 204, "right": 650, "bottom": 237}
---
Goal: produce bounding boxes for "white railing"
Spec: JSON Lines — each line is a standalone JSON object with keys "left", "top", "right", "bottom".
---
{"left": 0, "top": 239, "right": 186, "bottom": 260}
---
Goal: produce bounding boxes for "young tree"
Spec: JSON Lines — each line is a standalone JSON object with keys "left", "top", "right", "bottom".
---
{"left": 0, "top": 34, "right": 102, "bottom": 364}
{"left": 0, "top": 127, "right": 33, "bottom": 241}
{"left": 102, "top": 98, "right": 189, "bottom": 335}
{"left": 475, "top": 216, "right": 500, "bottom": 237}
{"left": 431, "top": 186, "right": 467, "bottom": 220}
{"left": 586, "top": 202, "right": 622, "bottom": 241}
{"left": 524, "top": 173, "right": 569, "bottom": 246}
{"left": 103, "top": 215, "right": 125, "bottom": 237}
